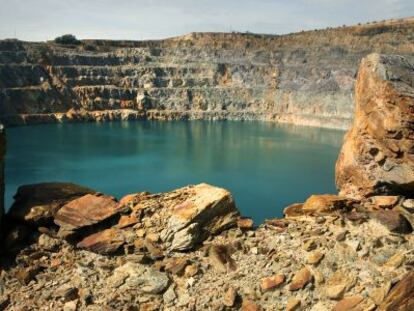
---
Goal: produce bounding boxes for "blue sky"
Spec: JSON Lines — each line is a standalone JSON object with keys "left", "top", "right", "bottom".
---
{"left": 0, "top": 0, "right": 413, "bottom": 41}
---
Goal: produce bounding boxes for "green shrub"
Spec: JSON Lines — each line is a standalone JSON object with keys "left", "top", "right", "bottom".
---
{"left": 54, "top": 34, "right": 81, "bottom": 45}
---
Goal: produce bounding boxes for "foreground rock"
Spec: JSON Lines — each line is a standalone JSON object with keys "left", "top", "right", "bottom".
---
{"left": 5, "top": 183, "right": 239, "bottom": 256}
{"left": 336, "top": 53, "right": 414, "bottom": 199}
{"left": 379, "top": 272, "right": 414, "bottom": 311}
{"left": 7, "top": 182, "right": 95, "bottom": 226}
{"left": 2, "top": 188, "right": 414, "bottom": 310}
{"left": 54, "top": 194, "right": 120, "bottom": 238}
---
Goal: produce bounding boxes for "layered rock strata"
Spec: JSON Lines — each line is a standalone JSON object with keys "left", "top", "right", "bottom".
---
{"left": 1, "top": 18, "right": 414, "bottom": 129}
{"left": 0, "top": 124, "right": 4, "bottom": 237}
{"left": 336, "top": 54, "right": 414, "bottom": 199}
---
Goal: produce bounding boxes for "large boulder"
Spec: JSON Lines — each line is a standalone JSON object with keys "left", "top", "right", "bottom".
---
{"left": 54, "top": 193, "right": 121, "bottom": 238}
{"left": 7, "top": 182, "right": 95, "bottom": 226}
{"left": 78, "top": 183, "right": 239, "bottom": 254}
{"left": 336, "top": 54, "right": 414, "bottom": 199}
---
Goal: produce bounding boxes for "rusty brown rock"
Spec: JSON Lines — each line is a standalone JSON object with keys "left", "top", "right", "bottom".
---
{"left": 260, "top": 274, "right": 285, "bottom": 292}
{"left": 164, "top": 257, "right": 189, "bottom": 276}
{"left": 76, "top": 228, "right": 125, "bottom": 254}
{"left": 118, "top": 192, "right": 149, "bottom": 209}
{"left": 371, "top": 196, "right": 400, "bottom": 209}
{"left": 237, "top": 217, "right": 254, "bottom": 230}
{"left": 324, "top": 270, "right": 357, "bottom": 300}
{"left": 117, "top": 214, "right": 139, "bottom": 229}
{"left": 184, "top": 263, "right": 199, "bottom": 277}
{"left": 209, "top": 244, "right": 237, "bottom": 273}
{"left": 288, "top": 267, "right": 313, "bottom": 291}
{"left": 163, "top": 183, "right": 239, "bottom": 251}
{"left": 306, "top": 251, "right": 324, "bottom": 265}
{"left": 144, "top": 239, "right": 164, "bottom": 260}
{"left": 283, "top": 203, "right": 304, "bottom": 217}
{"left": 302, "top": 194, "right": 356, "bottom": 214}
{"left": 378, "top": 272, "right": 414, "bottom": 311}
{"left": 8, "top": 182, "right": 95, "bottom": 226}
{"left": 286, "top": 298, "right": 301, "bottom": 311}
{"left": 223, "top": 287, "right": 238, "bottom": 307}
{"left": 336, "top": 54, "right": 414, "bottom": 199}
{"left": 54, "top": 194, "right": 119, "bottom": 231}
{"left": 14, "top": 266, "right": 42, "bottom": 285}
{"left": 333, "top": 295, "right": 364, "bottom": 311}
{"left": 372, "top": 209, "right": 412, "bottom": 234}
{"left": 241, "top": 300, "right": 262, "bottom": 311}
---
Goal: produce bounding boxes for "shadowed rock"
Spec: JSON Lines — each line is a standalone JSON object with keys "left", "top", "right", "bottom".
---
{"left": 379, "top": 272, "right": 414, "bottom": 311}
{"left": 7, "top": 182, "right": 95, "bottom": 226}
{"left": 76, "top": 228, "right": 125, "bottom": 254}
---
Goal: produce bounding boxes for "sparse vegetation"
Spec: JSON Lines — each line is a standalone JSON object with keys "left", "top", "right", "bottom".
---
{"left": 54, "top": 34, "right": 81, "bottom": 45}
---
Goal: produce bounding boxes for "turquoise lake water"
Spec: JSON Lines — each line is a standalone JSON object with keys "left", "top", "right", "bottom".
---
{"left": 5, "top": 121, "right": 345, "bottom": 223}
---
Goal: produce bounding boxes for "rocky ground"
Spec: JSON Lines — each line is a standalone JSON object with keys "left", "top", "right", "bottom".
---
{"left": 1, "top": 185, "right": 414, "bottom": 311}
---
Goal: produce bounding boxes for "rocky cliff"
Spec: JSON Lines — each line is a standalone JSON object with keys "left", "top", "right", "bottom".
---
{"left": 336, "top": 53, "right": 414, "bottom": 198}
{"left": 1, "top": 18, "right": 414, "bottom": 129}
{"left": 0, "top": 125, "right": 4, "bottom": 238}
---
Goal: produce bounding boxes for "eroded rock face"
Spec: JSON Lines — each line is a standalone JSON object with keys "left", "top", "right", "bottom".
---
{"left": 0, "top": 125, "right": 4, "bottom": 237}
{"left": 7, "top": 182, "right": 95, "bottom": 226}
{"left": 336, "top": 53, "right": 414, "bottom": 199}
{"left": 2, "top": 19, "right": 414, "bottom": 130}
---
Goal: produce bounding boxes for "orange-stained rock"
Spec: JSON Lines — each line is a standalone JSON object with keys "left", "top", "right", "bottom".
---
{"left": 164, "top": 257, "right": 189, "bottom": 276}
{"left": 54, "top": 194, "right": 120, "bottom": 231}
{"left": 118, "top": 192, "right": 149, "bottom": 209}
{"left": 77, "top": 228, "right": 125, "bottom": 254}
{"left": 289, "top": 267, "right": 313, "bottom": 291}
{"left": 117, "top": 214, "right": 139, "bottom": 229}
{"left": 286, "top": 298, "right": 301, "bottom": 311}
{"left": 283, "top": 203, "right": 304, "bottom": 217}
{"left": 237, "top": 217, "right": 254, "bottom": 230}
{"left": 8, "top": 182, "right": 95, "bottom": 226}
{"left": 302, "top": 194, "right": 356, "bottom": 214}
{"left": 333, "top": 295, "right": 364, "bottom": 311}
{"left": 164, "top": 183, "right": 239, "bottom": 251}
{"left": 260, "top": 274, "right": 285, "bottom": 291}
{"left": 378, "top": 272, "right": 414, "bottom": 311}
{"left": 371, "top": 196, "right": 400, "bottom": 209}
{"left": 223, "top": 287, "right": 238, "bottom": 307}
{"left": 241, "top": 300, "right": 262, "bottom": 311}
{"left": 336, "top": 54, "right": 414, "bottom": 199}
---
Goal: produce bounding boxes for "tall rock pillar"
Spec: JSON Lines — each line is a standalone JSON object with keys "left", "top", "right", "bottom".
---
{"left": 336, "top": 54, "right": 414, "bottom": 199}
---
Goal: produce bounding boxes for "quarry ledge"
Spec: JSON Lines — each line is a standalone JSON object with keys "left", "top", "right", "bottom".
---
{"left": 0, "top": 109, "right": 352, "bottom": 130}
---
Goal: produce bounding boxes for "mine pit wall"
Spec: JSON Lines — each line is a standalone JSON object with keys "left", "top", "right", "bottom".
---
{"left": 1, "top": 19, "right": 414, "bottom": 129}
{"left": 0, "top": 125, "right": 4, "bottom": 238}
